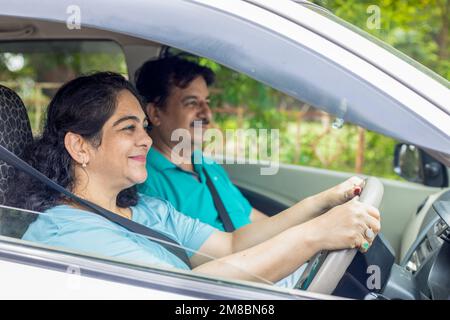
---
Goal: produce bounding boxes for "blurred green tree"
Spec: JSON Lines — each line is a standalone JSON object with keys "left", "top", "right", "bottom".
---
{"left": 312, "top": 0, "right": 449, "bottom": 80}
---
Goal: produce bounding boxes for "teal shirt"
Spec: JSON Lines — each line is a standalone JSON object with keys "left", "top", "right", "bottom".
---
{"left": 138, "top": 148, "right": 252, "bottom": 231}
{"left": 22, "top": 194, "right": 216, "bottom": 270}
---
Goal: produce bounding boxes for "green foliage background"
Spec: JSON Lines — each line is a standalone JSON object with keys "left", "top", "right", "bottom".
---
{"left": 313, "top": 0, "right": 449, "bottom": 80}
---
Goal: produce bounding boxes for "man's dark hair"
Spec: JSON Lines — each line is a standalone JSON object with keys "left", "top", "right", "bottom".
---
{"left": 135, "top": 56, "right": 215, "bottom": 107}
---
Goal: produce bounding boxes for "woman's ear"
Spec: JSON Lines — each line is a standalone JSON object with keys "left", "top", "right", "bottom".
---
{"left": 146, "top": 103, "right": 161, "bottom": 127}
{"left": 64, "top": 132, "right": 90, "bottom": 166}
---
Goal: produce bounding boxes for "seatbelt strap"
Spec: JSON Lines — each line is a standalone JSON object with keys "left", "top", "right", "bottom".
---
{"left": 0, "top": 144, "right": 192, "bottom": 268}
{"left": 203, "top": 169, "right": 235, "bottom": 232}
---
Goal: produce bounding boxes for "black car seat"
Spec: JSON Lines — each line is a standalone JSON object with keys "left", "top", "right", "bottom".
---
{"left": 0, "top": 84, "right": 33, "bottom": 237}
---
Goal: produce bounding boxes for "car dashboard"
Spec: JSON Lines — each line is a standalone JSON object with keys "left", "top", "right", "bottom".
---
{"left": 332, "top": 189, "right": 450, "bottom": 300}
{"left": 392, "top": 189, "right": 450, "bottom": 300}
{"left": 240, "top": 184, "right": 450, "bottom": 300}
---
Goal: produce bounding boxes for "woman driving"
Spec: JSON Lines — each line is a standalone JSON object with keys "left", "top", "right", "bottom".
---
{"left": 8, "top": 72, "right": 380, "bottom": 287}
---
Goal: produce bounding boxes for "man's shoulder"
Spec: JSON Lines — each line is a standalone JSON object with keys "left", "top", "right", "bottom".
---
{"left": 140, "top": 157, "right": 178, "bottom": 194}
{"left": 201, "top": 154, "right": 224, "bottom": 171}
{"left": 146, "top": 147, "right": 177, "bottom": 173}
{"left": 201, "top": 155, "right": 230, "bottom": 179}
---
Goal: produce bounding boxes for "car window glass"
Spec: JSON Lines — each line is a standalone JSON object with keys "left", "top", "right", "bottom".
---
{"left": 302, "top": 2, "right": 449, "bottom": 88}
{"left": 0, "top": 40, "right": 128, "bottom": 136}
{"left": 181, "top": 55, "right": 403, "bottom": 181}
{"left": 0, "top": 204, "right": 299, "bottom": 292}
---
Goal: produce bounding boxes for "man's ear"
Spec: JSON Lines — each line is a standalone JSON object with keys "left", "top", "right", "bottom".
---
{"left": 64, "top": 132, "right": 90, "bottom": 166}
{"left": 146, "top": 103, "right": 162, "bottom": 127}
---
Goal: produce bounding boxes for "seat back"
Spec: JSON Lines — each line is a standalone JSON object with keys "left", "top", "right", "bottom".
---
{"left": 0, "top": 85, "right": 33, "bottom": 238}
{"left": 0, "top": 85, "right": 33, "bottom": 204}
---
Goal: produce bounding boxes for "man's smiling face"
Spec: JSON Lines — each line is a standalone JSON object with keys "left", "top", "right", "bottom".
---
{"left": 150, "top": 76, "right": 212, "bottom": 151}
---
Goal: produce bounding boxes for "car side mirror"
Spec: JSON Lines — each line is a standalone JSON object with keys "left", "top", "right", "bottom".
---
{"left": 394, "top": 143, "right": 448, "bottom": 188}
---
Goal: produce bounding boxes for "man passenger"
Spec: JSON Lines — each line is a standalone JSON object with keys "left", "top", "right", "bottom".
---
{"left": 135, "top": 56, "right": 269, "bottom": 232}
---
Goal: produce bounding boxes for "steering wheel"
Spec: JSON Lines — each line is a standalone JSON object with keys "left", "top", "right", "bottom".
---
{"left": 295, "top": 177, "right": 384, "bottom": 294}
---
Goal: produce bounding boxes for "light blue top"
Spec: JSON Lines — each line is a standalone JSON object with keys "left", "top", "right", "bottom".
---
{"left": 22, "top": 194, "right": 216, "bottom": 270}
{"left": 138, "top": 148, "right": 253, "bottom": 231}
{"left": 22, "top": 193, "right": 303, "bottom": 288}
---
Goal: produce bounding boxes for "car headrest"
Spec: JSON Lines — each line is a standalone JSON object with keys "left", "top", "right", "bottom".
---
{"left": 0, "top": 85, "right": 33, "bottom": 205}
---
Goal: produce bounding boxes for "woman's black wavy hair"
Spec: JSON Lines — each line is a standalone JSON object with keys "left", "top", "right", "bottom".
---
{"left": 7, "top": 72, "right": 145, "bottom": 214}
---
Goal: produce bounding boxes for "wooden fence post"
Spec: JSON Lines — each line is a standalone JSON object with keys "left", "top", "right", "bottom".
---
{"left": 294, "top": 110, "right": 302, "bottom": 164}
{"left": 355, "top": 127, "right": 365, "bottom": 173}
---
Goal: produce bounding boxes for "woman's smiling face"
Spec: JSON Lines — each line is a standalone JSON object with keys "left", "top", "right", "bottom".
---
{"left": 86, "top": 89, "right": 152, "bottom": 189}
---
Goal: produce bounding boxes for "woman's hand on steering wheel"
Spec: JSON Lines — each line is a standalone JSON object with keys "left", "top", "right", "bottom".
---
{"left": 307, "top": 196, "right": 381, "bottom": 252}
{"left": 318, "top": 176, "right": 366, "bottom": 213}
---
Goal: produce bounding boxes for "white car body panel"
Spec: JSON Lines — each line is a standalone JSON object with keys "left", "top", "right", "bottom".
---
{"left": 0, "top": 259, "right": 196, "bottom": 300}
{"left": 0, "top": 0, "right": 449, "bottom": 299}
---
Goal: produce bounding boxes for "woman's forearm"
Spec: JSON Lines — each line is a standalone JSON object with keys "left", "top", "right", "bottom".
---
{"left": 193, "top": 222, "right": 320, "bottom": 283}
{"left": 230, "top": 176, "right": 363, "bottom": 253}
{"left": 193, "top": 186, "right": 380, "bottom": 283}
{"left": 231, "top": 192, "right": 327, "bottom": 253}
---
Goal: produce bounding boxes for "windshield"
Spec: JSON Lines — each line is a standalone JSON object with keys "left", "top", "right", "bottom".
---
{"left": 295, "top": 1, "right": 450, "bottom": 88}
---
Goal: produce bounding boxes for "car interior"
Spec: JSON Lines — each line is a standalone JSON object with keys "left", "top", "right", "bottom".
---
{"left": 0, "top": 16, "right": 449, "bottom": 300}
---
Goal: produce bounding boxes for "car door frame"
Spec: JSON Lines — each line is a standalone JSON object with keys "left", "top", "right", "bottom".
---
{"left": 0, "top": 233, "right": 329, "bottom": 299}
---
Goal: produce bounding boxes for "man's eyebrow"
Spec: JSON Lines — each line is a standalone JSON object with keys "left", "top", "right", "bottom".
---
{"left": 181, "top": 95, "right": 198, "bottom": 102}
{"left": 112, "top": 115, "right": 141, "bottom": 127}
{"left": 182, "top": 95, "right": 210, "bottom": 102}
